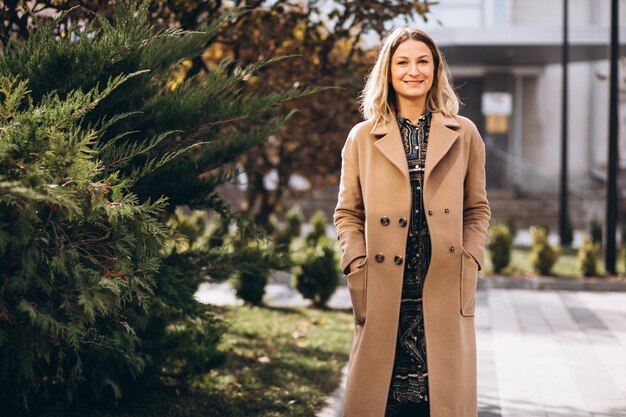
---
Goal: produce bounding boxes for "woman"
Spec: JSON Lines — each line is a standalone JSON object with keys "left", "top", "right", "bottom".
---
{"left": 333, "top": 28, "right": 491, "bottom": 417}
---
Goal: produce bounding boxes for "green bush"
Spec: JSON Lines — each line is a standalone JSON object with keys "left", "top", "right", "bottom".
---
{"left": 231, "top": 269, "right": 270, "bottom": 306}
{"left": 270, "top": 206, "right": 304, "bottom": 249}
{"left": 228, "top": 232, "right": 284, "bottom": 306}
{"left": 0, "top": 1, "right": 308, "bottom": 412}
{"left": 504, "top": 215, "right": 517, "bottom": 240}
{"left": 487, "top": 223, "right": 513, "bottom": 273}
{"left": 292, "top": 211, "right": 340, "bottom": 308}
{"left": 306, "top": 210, "right": 329, "bottom": 244}
{"left": 138, "top": 210, "right": 229, "bottom": 388}
{"left": 529, "top": 225, "right": 561, "bottom": 275}
{"left": 577, "top": 236, "right": 601, "bottom": 277}
{"left": 292, "top": 238, "right": 340, "bottom": 308}
{"left": 0, "top": 72, "right": 168, "bottom": 413}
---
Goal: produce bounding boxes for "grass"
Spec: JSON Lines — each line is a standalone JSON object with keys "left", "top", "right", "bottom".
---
{"left": 483, "top": 244, "right": 626, "bottom": 278}
{"left": 93, "top": 305, "right": 354, "bottom": 417}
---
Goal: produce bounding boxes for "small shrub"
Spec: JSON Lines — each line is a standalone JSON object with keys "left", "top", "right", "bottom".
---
{"left": 590, "top": 219, "right": 603, "bottom": 248}
{"left": 504, "top": 215, "right": 517, "bottom": 240}
{"left": 529, "top": 225, "right": 561, "bottom": 275}
{"left": 271, "top": 206, "right": 304, "bottom": 249}
{"left": 292, "top": 211, "right": 340, "bottom": 308}
{"left": 292, "top": 238, "right": 340, "bottom": 308}
{"left": 231, "top": 270, "right": 270, "bottom": 306}
{"left": 577, "top": 235, "right": 601, "bottom": 277}
{"left": 307, "top": 210, "right": 329, "bottom": 244}
{"left": 228, "top": 227, "right": 286, "bottom": 306}
{"left": 144, "top": 210, "right": 229, "bottom": 387}
{"left": 536, "top": 224, "right": 550, "bottom": 234}
{"left": 487, "top": 223, "right": 513, "bottom": 273}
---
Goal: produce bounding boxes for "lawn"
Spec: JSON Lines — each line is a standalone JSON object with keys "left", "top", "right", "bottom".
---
{"left": 93, "top": 305, "right": 354, "bottom": 417}
{"left": 482, "top": 245, "right": 626, "bottom": 278}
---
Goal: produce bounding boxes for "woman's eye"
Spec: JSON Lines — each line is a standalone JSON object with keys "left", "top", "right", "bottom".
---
{"left": 397, "top": 61, "right": 407, "bottom": 65}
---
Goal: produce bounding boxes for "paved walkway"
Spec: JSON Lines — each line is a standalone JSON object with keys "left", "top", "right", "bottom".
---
{"left": 476, "top": 288, "right": 626, "bottom": 417}
{"left": 195, "top": 279, "right": 626, "bottom": 417}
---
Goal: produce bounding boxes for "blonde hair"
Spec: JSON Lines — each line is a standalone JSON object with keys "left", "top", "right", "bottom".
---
{"left": 359, "top": 27, "right": 460, "bottom": 125}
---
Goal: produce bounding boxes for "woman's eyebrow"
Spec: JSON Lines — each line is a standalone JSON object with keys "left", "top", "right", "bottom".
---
{"left": 394, "top": 54, "right": 430, "bottom": 59}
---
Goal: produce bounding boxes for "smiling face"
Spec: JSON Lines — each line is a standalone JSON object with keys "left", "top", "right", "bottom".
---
{"left": 389, "top": 39, "right": 436, "bottom": 114}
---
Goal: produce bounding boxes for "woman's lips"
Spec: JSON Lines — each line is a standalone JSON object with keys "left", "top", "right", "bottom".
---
{"left": 404, "top": 80, "right": 424, "bottom": 86}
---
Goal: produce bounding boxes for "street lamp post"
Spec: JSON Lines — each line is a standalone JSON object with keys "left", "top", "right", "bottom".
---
{"left": 560, "top": 0, "right": 570, "bottom": 246}
{"left": 605, "top": 0, "right": 619, "bottom": 274}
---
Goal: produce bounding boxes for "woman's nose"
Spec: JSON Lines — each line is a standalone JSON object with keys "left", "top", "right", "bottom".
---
{"left": 408, "top": 62, "right": 420, "bottom": 75}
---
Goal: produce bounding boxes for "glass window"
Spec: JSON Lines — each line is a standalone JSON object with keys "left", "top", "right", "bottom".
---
{"left": 493, "top": 0, "right": 508, "bottom": 25}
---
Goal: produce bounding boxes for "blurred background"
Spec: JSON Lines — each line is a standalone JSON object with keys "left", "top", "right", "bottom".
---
{"left": 1, "top": 1, "right": 626, "bottom": 417}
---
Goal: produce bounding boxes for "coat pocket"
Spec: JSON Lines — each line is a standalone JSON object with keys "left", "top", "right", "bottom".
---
{"left": 460, "top": 249, "right": 478, "bottom": 317}
{"left": 346, "top": 266, "right": 367, "bottom": 325}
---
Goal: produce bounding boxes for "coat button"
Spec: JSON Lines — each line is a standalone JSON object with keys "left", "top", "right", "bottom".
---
{"left": 428, "top": 210, "right": 433, "bottom": 215}
{"left": 449, "top": 246, "right": 456, "bottom": 253}
{"left": 380, "top": 216, "right": 390, "bottom": 226}
{"left": 398, "top": 218, "right": 407, "bottom": 227}
{"left": 375, "top": 253, "right": 385, "bottom": 263}
{"left": 394, "top": 255, "right": 403, "bottom": 265}
{"left": 444, "top": 208, "right": 450, "bottom": 214}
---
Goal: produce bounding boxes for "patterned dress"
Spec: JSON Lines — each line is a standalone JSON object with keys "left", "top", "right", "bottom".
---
{"left": 385, "top": 111, "right": 432, "bottom": 417}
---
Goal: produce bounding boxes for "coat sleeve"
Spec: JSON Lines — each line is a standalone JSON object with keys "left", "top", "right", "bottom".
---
{"left": 333, "top": 129, "right": 366, "bottom": 275}
{"left": 463, "top": 125, "right": 491, "bottom": 271}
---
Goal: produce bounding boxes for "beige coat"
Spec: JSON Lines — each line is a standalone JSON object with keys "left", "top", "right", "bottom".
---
{"left": 333, "top": 112, "right": 491, "bottom": 417}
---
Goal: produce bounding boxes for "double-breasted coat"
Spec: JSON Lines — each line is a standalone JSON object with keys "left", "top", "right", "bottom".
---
{"left": 333, "top": 111, "right": 491, "bottom": 417}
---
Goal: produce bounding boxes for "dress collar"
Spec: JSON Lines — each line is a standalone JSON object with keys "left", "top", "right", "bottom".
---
{"left": 395, "top": 111, "right": 431, "bottom": 128}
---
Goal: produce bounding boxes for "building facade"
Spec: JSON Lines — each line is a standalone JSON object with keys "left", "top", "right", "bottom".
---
{"left": 418, "top": 0, "right": 626, "bottom": 226}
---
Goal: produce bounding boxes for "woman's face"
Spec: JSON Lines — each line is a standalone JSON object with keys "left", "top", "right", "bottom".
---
{"left": 390, "top": 39, "right": 435, "bottom": 106}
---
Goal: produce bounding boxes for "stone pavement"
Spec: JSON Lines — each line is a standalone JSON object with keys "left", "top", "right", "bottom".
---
{"left": 194, "top": 278, "right": 626, "bottom": 417}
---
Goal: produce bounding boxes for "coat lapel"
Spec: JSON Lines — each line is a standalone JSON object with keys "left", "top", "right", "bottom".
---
{"left": 369, "top": 112, "right": 460, "bottom": 184}
{"left": 425, "top": 112, "right": 460, "bottom": 185}
{"left": 371, "top": 118, "right": 409, "bottom": 182}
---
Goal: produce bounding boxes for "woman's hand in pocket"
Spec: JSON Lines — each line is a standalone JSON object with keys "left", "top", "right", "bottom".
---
{"left": 349, "top": 256, "right": 366, "bottom": 273}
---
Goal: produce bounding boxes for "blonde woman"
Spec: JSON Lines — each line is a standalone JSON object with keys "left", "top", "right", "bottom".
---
{"left": 333, "top": 28, "right": 490, "bottom": 417}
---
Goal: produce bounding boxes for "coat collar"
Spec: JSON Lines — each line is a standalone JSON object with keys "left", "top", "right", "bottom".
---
{"left": 370, "top": 112, "right": 460, "bottom": 185}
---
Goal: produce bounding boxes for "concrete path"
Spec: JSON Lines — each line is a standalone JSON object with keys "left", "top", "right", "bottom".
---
{"left": 195, "top": 280, "right": 626, "bottom": 417}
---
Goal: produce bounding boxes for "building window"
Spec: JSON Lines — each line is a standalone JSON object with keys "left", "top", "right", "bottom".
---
{"left": 493, "top": 0, "right": 509, "bottom": 25}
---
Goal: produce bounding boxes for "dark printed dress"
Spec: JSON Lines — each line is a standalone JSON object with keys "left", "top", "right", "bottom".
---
{"left": 385, "top": 112, "right": 432, "bottom": 417}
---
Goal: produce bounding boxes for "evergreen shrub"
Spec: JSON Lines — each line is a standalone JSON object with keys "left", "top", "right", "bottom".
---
{"left": 140, "top": 209, "right": 229, "bottom": 386}
{"left": 504, "top": 215, "right": 517, "bottom": 240}
{"left": 306, "top": 210, "right": 329, "bottom": 244}
{"left": 231, "top": 269, "right": 269, "bottom": 306}
{"left": 0, "top": 72, "right": 167, "bottom": 413}
{"left": 529, "top": 225, "right": 561, "bottom": 275}
{"left": 0, "top": 1, "right": 309, "bottom": 412}
{"left": 270, "top": 206, "right": 304, "bottom": 250}
{"left": 577, "top": 235, "right": 601, "bottom": 277}
{"left": 228, "top": 227, "right": 284, "bottom": 306}
{"left": 292, "top": 211, "right": 340, "bottom": 308}
{"left": 487, "top": 223, "right": 513, "bottom": 273}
